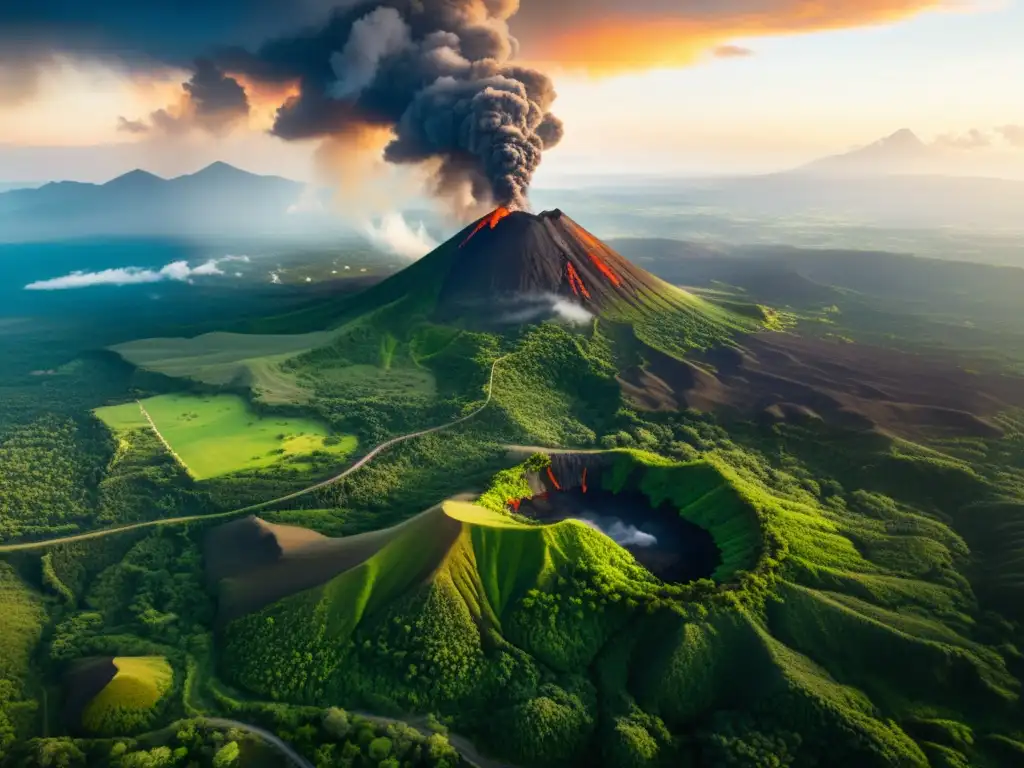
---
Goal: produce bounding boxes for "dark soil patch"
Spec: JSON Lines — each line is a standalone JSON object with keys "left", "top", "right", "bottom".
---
{"left": 621, "top": 332, "right": 1024, "bottom": 440}
{"left": 517, "top": 488, "right": 721, "bottom": 584}
{"left": 205, "top": 507, "right": 462, "bottom": 623}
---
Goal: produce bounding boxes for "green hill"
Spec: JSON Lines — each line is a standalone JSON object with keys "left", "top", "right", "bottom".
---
{"left": 216, "top": 447, "right": 1020, "bottom": 767}
{"left": 72, "top": 656, "right": 173, "bottom": 736}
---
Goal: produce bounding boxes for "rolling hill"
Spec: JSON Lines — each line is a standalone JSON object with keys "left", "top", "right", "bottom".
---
{"left": 213, "top": 448, "right": 1022, "bottom": 767}
{"left": 65, "top": 656, "right": 174, "bottom": 736}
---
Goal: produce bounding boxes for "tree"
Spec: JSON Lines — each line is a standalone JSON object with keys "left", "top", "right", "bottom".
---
{"left": 323, "top": 707, "right": 351, "bottom": 739}
{"left": 212, "top": 741, "right": 240, "bottom": 768}
{"left": 36, "top": 740, "right": 86, "bottom": 768}
{"left": 120, "top": 747, "right": 174, "bottom": 768}
{"left": 368, "top": 737, "right": 393, "bottom": 761}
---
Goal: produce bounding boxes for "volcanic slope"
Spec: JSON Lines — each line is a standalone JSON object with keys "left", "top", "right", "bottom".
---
{"left": 216, "top": 449, "right": 1021, "bottom": 768}
{"left": 253, "top": 208, "right": 769, "bottom": 352}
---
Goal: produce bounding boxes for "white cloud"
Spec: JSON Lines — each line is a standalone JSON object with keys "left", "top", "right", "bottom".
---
{"left": 359, "top": 212, "right": 438, "bottom": 260}
{"left": 25, "top": 255, "right": 250, "bottom": 291}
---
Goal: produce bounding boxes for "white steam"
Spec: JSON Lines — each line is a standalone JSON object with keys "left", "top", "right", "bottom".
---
{"left": 499, "top": 293, "right": 593, "bottom": 326}
{"left": 25, "top": 255, "right": 250, "bottom": 291}
{"left": 552, "top": 298, "right": 593, "bottom": 325}
{"left": 360, "top": 212, "right": 438, "bottom": 260}
{"left": 579, "top": 516, "right": 658, "bottom": 548}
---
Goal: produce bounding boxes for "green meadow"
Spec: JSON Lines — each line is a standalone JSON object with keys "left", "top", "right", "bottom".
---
{"left": 95, "top": 393, "right": 357, "bottom": 480}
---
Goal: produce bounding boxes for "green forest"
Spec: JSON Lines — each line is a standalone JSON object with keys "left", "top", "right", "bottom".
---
{"left": 2, "top": 232, "right": 1024, "bottom": 768}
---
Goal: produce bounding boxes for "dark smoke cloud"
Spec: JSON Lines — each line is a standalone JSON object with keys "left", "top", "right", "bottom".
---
{"left": 120, "top": 60, "right": 251, "bottom": 136}
{"left": 184, "top": 59, "right": 250, "bottom": 131}
{"left": 217, "top": 0, "right": 564, "bottom": 211}
{"left": 3, "top": 0, "right": 562, "bottom": 210}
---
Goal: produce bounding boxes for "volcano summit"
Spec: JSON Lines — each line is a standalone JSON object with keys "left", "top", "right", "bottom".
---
{"left": 438, "top": 208, "right": 711, "bottom": 320}
{"left": 337, "top": 207, "right": 763, "bottom": 354}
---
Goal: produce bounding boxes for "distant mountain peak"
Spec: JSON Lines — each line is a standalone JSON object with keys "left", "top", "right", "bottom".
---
{"left": 104, "top": 169, "right": 164, "bottom": 187}
{"left": 798, "top": 128, "right": 935, "bottom": 176}
{"left": 868, "top": 128, "right": 928, "bottom": 154}
{"left": 187, "top": 161, "right": 258, "bottom": 180}
{"left": 881, "top": 128, "right": 923, "bottom": 146}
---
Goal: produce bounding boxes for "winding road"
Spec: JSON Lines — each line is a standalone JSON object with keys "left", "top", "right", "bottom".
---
{"left": 0, "top": 356, "right": 506, "bottom": 554}
{"left": 202, "top": 718, "right": 315, "bottom": 768}
{"left": 5, "top": 358, "right": 521, "bottom": 767}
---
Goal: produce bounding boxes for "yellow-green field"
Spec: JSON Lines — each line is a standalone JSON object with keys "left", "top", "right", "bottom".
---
{"left": 95, "top": 393, "right": 357, "bottom": 480}
{"left": 81, "top": 656, "right": 173, "bottom": 735}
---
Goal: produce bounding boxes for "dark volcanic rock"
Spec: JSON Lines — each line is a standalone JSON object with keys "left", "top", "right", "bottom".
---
{"left": 436, "top": 209, "right": 674, "bottom": 320}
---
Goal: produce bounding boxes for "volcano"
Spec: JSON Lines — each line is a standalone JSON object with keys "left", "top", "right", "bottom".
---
{"left": 341, "top": 206, "right": 762, "bottom": 344}
{"left": 437, "top": 208, "right": 668, "bottom": 318}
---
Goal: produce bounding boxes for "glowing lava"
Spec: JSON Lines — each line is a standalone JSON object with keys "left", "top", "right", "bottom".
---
{"left": 574, "top": 224, "right": 605, "bottom": 251}
{"left": 581, "top": 467, "right": 588, "bottom": 494}
{"left": 460, "top": 207, "right": 513, "bottom": 248}
{"left": 587, "top": 252, "right": 622, "bottom": 287}
{"left": 566, "top": 262, "right": 591, "bottom": 299}
{"left": 546, "top": 466, "right": 562, "bottom": 490}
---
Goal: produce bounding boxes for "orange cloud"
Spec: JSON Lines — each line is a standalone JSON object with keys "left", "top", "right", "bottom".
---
{"left": 229, "top": 74, "right": 300, "bottom": 132}
{"left": 512, "top": 0, "right": 947, "bottom": 71}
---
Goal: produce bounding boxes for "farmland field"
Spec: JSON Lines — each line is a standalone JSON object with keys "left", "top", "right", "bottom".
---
{"left": 95, "top": 392, "right": 357, "bottom": 480}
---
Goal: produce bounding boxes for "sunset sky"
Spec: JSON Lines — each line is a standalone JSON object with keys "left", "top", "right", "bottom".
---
{"left": 0, "top": 0, "right": 1021, "bottom": 183}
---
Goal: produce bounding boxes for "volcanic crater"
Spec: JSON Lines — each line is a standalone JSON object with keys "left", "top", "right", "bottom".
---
{"left": 506, "top": 451, "right": 730, "bottom": 585}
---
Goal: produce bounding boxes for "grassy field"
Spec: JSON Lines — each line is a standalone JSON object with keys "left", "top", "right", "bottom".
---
{"left": 111, "top": 330, "right": 335, "bottom": 405}
{"left": 81, "top": 656, "right": 173, "bottom": 735}
{"left": 95, "top": 393, "right": 357, "bottom": 480}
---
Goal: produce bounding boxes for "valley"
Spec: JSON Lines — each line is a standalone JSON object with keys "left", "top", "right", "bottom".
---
{"left": 1, "top": 208, "right": 1023, "bottom": 768}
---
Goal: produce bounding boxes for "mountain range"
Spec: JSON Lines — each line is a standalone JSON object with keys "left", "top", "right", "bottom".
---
{"left": 3, "top": 129, "right": 1024, "bottom": 242}
{"left": 0, "top": 162, "right": 329, "bottom": 241}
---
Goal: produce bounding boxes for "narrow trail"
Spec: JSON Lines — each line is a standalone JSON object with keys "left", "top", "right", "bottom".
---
{"left": 0, "top": 357, "right": 506, "bottom": 553}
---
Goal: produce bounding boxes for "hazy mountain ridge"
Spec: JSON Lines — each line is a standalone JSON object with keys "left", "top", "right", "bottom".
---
{"left": 0, "top": 162, "right": 328, "bottom": 241}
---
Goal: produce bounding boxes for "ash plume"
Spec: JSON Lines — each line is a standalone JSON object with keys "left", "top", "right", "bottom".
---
{"left": 218, "top": 0, "right": 564, "bottom": 214}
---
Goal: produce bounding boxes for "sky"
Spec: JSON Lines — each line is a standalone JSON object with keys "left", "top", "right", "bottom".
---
{"left": 0, "top": 0, "right": 1022, "bottom": 185}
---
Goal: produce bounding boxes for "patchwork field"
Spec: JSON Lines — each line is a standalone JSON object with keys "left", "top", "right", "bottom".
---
{"left": 95, "top": 393, "right": 357, "bottom": 480}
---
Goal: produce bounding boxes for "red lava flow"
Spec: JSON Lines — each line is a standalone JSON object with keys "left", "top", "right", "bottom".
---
{"left": 587, "top": 251, "right": 622, "bottom": 286}
{"left": 566, "top": 262, "right": 591, "bottom": 299}
{"left": 460, "top": 207, "right": 512, "bottom": 248}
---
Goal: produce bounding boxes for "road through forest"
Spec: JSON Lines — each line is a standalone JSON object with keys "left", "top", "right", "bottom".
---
{"left": 0, "top": 356, "right": 505, "bottom": 553}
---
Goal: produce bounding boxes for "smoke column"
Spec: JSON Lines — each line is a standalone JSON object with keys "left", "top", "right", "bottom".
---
{"left": 219, "top": 0, "right": 564, "bottom": 214}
